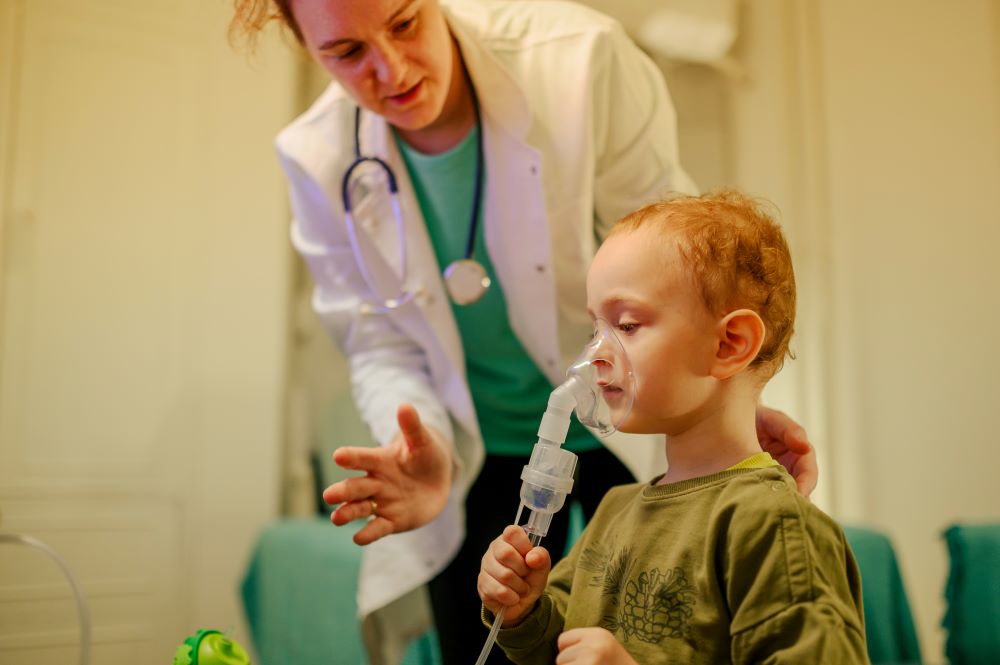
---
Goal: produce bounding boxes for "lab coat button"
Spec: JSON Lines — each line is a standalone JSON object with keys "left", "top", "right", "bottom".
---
{"left": 547, "top": 359, "right": 557, "bottom": 367}
{"left": 530, "top": 165, "right": 538, "bottom": 175}
{"left": 535, "top": 264, "right": 545, "bottom": 273}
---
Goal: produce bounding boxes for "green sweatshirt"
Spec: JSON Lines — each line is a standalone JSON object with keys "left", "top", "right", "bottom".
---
{"left": 490, "top": 467, "right": 869, "bottom": 664}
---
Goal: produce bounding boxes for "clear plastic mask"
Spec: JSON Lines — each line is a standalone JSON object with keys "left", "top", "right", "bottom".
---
{"left": 566, "top": 319, "right": 635, "bottom": 436}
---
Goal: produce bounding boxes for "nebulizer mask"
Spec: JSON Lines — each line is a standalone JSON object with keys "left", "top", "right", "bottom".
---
{"left": 474, "top": 319, "right": 635, "bottom": 665}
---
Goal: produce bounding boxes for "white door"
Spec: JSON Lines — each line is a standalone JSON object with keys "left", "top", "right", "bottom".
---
{"left": 0, "top": 0, "right": 298, "bottom": 662}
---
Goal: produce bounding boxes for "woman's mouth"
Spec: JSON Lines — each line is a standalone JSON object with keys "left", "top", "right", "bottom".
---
{"left": 387, "top": 80, "right": 423, "bottom": 106}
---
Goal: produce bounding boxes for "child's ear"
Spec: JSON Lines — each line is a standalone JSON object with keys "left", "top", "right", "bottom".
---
{"left": 711, "top": 309, "right": 765, "bottom": 380}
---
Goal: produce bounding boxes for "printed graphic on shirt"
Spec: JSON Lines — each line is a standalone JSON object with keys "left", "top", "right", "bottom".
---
{"left": 579, "top": 543, "right": 696, "bottom": 644}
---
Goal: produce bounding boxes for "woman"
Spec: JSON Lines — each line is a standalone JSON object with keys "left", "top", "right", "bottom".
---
{"left": 230, "top": 1, "right": 817, "bottom": 663}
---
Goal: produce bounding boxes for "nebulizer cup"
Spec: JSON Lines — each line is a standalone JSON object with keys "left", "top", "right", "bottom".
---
{"left": 473, "top": 319, "right": 634, "bottom": 665}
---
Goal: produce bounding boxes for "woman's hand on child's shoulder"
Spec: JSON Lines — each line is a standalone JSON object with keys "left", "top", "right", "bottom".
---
{"left": 478, "top": 525, "right": 552, "bottom": 627}
{"left": 755, "top": 405, "right": 818, "bottom": 498}
{"left": 556, "top": 627, "right": 638, "bottom": 665}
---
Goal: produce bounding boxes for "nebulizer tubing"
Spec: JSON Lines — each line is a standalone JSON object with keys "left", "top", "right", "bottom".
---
{"left": 0, "top": 533, "right": 91, "bottom": 665}
{"left": 473, "top": 320, "right": 634, "bottom": 665}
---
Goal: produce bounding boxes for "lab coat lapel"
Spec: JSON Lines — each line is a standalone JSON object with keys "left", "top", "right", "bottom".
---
{"left": 452, "top": 14, "right": 563, "bottom": 387}
{"left": 480, "top": 125, "right": 562, "bottom": 385}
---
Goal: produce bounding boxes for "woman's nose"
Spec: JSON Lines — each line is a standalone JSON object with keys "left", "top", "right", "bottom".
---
{"left": 372, "top": 43, "right": 406, "bottom": 87}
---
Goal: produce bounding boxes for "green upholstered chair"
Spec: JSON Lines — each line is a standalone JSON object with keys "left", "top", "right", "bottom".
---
{"left": 942, "top": 523, "right": 1000, "bottom": 665}
{"left": 842, "top": 525, "right": 922, "bottom": 665}
{"left": 240, "top": 517, "right": 440, "bottom": 665}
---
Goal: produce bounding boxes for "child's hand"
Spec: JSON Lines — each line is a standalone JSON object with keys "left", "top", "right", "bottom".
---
{"left": 556, "top": 628, "right": 637, "bottom": 665}
{"left": 478, "top": 525, "right": 552, "bottom": 627}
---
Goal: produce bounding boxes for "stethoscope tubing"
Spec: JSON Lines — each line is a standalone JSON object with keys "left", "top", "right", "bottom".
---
{"left": 340, "top": 68, "right": 485, "bottom": 314}
{"left": 341, "top": 107, "right": 416, "bottom": 314}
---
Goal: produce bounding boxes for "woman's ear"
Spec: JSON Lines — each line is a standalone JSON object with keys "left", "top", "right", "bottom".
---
{"left": 711, "top": 309, "right": 765, "bottom": 380}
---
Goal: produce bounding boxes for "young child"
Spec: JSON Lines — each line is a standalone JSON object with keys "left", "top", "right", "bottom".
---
{"left": 478, "top": 190, "right": 868, "bottom": 664}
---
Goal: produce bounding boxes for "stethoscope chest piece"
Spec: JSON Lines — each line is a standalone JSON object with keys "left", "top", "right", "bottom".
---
{"left": 443, "top": 259, "right": 491, "bottom": 305}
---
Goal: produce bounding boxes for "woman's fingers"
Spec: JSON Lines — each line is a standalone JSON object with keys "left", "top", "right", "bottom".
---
{"left": 322, "top": 474, "right": 380, "bottom": 506}
{"left": 396, "top": 403, "right": 426, "bottom": 451}
{"left": 352, "top": 516, "right": 395, "bottom": 545}
{"left": 330, "top": 496, "right": 381, "bottom": 526}
{"left": 332, "top": 445, "right": 386, "bottom": 473}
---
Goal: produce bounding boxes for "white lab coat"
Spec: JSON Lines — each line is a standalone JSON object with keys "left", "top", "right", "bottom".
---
{"left": 276, "top": 0, "right": 696, "bottom": 629}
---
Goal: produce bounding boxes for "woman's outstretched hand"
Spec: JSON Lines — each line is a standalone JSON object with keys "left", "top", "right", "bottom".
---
{"left": 755, "top": 405, "right": 818, "bottom": 498}
{"left": 322, "top": 403, "right": 453, "bottom": 545}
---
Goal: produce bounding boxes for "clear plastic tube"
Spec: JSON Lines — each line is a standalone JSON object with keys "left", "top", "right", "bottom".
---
{"left": 0, "top": 533, "right": 91, "bottom": 665}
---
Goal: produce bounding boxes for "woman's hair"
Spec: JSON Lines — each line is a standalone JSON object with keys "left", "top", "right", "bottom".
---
{"left": 610, "top": 189, "right": 797, "bottom": 379}
{"left": 229, "top": 0, "right": 303, "bottom": 51}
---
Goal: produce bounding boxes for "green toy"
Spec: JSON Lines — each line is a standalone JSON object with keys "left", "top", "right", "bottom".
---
{"left": 173, "top": 629, "right": 251, "bottom": 665}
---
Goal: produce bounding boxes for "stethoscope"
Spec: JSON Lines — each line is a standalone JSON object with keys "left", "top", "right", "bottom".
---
{"left": 341, "top": 82, "right": 490, "bottom": 315}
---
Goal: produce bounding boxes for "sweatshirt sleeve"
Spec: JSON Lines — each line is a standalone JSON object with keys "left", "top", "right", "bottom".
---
{"left": 731, "top": 601, "right": 869, "bottom": 664}
{"left": 485, "top": 594, "right": 563, "bottom": 665}
{"left": 722, "top": 477, "right": 870, "bottom": 664}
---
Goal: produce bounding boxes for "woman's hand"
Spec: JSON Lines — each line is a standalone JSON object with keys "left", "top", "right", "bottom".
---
{"left": 478, "top": 525, "right": 552, "bottom": 628}
{"left": 755, "top": 405, "right": 817, "bottom": 498}
{"left": 556, "top": 628, "right": 638, "bottom": 665}
{"left": 322, "top": 403, "right": 453, "bottom": 545}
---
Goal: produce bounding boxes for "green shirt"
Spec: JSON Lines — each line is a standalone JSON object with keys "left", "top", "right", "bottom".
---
{"left": 396, "top": 128, "right": 600, "bottom": 456}
{"left": 491, "top": 466, "right": 870, "bottom": 664}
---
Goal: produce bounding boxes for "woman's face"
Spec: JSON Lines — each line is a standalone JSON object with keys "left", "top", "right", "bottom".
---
{"left": 290, "top": 0, "right": 458, "bottom": 135}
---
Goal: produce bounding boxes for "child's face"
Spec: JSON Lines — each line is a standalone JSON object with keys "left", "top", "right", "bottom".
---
{"left": 587, "top": 227, "right": 720, "bottom": 435}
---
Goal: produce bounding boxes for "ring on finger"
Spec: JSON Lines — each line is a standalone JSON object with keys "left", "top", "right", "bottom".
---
{"left": 369, "top": 498, "right": 378, "bottom": 516}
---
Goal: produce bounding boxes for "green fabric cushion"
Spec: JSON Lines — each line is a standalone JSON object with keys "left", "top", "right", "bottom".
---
{"left": 942, "top": 523, "right": 1000, "bottom": 665}
{"left": 241, "top": 517, "right": 440, "bottom": 665}
{"left": 842, "top": 525, "right": 922, "bottom": 664}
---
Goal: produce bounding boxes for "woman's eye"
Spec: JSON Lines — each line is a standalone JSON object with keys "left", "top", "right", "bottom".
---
{"left": 393, "top": 17, "right": 416, "bottom": 34}
{"left": 331, "top": 45, "right": 361, "bottom": 60}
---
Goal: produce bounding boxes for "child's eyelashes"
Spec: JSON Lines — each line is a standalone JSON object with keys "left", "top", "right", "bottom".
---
{"left": 585, "top": 320, "right": 639, "bottom": 341}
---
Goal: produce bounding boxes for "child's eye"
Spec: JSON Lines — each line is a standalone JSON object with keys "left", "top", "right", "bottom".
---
{"left": 618, "top": 322, "right": 639, "bottom": 334}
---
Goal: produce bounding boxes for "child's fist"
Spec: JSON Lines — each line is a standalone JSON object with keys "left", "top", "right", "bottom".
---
{"left": 477, "top": 524, "right": 552, "bottom": 627}
{"left": 556, "top": 628, "right": 638, "bottom": 665}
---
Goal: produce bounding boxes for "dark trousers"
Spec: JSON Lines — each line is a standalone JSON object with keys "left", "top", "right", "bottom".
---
{"left": 427, "top": 447, "right": 636, "bottom": 665}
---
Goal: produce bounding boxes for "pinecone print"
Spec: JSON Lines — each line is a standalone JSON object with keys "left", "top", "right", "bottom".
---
{"left": 617, "top": 567, "right": 696, "bottom": 643}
